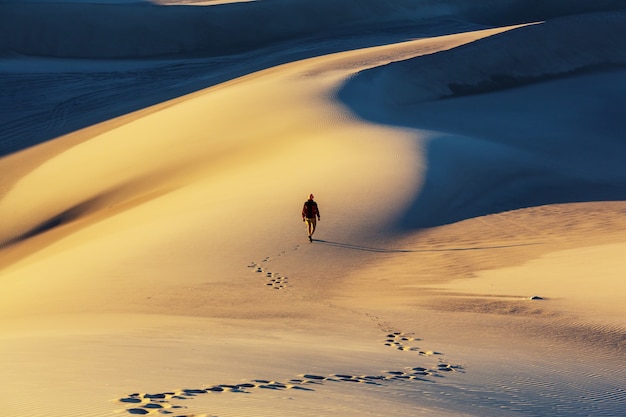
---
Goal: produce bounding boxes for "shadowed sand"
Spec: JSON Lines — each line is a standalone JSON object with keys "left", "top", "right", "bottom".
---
{"left": 1, "top": 1, "right": 625, "bottom": 416}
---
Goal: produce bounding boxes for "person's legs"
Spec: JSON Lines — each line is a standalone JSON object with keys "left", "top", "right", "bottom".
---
{"left": 305, "top": 218, "right": 317, "bottom": 238}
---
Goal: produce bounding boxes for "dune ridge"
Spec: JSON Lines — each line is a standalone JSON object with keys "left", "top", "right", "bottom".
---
{"left": 340, "top": 11, "right": 626, "bottom": 104}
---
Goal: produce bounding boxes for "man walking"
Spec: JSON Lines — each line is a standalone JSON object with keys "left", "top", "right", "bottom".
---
{"left": 302, "top": 194, "right": 320, "bottom": 242}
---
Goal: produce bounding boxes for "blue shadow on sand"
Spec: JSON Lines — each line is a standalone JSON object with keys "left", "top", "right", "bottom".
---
{"left": 337, "top": 44, "right": 626, "bottom": 229}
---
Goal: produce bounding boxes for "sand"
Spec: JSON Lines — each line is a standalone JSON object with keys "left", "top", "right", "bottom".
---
{"left": 0, "top": 1, "right": 624, "bottom": 416}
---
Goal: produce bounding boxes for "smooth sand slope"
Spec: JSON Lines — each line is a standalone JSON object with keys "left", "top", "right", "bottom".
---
{"left": 1, "top": 1, "right": 625, "bottom": 416}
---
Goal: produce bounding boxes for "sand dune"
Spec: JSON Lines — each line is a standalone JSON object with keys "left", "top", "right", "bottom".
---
{"left": 340, "top": 12, "right": 626, "bottom": 226}
{"left": 1, "top": 1, "right": 625, "bottom": 416}
{"left": 341, "top": 12, "right": 626, "bottom": 103}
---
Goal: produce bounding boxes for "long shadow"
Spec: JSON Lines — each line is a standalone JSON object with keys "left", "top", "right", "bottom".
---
{"left": 314, "top": 239, "right": 540, "bottom": 253}
{"left": 313, "top": 239, "right": 412, "bottom": 253}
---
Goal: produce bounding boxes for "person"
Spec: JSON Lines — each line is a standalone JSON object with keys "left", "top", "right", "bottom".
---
{"left": 302, "top": 194, "right": 320, "bottom": 242}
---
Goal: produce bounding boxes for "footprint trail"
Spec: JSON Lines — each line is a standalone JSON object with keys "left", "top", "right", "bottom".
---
{"left": 247, "top": 260, "right": 289, "bottom": 290}
{"left": 116, "top": 361, "right": 464, "bottom": 415}
{"left": 117, "top": 247, "right": 463, "bottom": 415}
{"left": 247, "top": 246, "right": 299, "bottom": 290}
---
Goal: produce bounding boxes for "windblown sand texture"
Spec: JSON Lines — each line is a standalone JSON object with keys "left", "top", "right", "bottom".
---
{"left": 1, "top": 1, "right": 625, "bottom": 416}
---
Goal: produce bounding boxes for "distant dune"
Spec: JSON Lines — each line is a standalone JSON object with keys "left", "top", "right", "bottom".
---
{"left": 340, "top": 11, "right": 626, "bottom": 104}
{"left": 1, "top": 0, "right": 625, "bottom": 58}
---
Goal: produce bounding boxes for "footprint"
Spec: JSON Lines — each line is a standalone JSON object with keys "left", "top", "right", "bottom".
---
{"left": 119, "top": 397, "right": 142, "bottom": 404}
{"left": 127, "top": 409, "right": 149, "bottom": 415}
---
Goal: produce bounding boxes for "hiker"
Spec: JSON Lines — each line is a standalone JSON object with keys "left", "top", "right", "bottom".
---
{"left": 302, "top": 194, "right": 320, "bottom": 242}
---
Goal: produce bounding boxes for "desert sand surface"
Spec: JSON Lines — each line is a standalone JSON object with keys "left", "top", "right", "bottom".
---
{"left": 1, "top": 1, "right": 625, "bottom": 416}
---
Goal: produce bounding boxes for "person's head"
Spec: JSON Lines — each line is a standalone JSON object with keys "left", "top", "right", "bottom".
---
{"left": 309, "top": 193, "right": 314, "bottom": 200}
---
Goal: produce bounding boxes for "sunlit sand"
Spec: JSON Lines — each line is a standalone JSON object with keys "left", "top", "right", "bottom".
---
{"left": 1, "top": 1, "right": 625, "bottom": 416}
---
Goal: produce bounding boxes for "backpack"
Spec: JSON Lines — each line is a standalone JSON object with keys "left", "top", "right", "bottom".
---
{"left": 304, "top": 200, "right": 317, "bottom": 218}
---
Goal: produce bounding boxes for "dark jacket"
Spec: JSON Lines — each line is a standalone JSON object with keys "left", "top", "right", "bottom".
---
{"left": 302, "top": 199, "right": 320, "bottom": 219}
